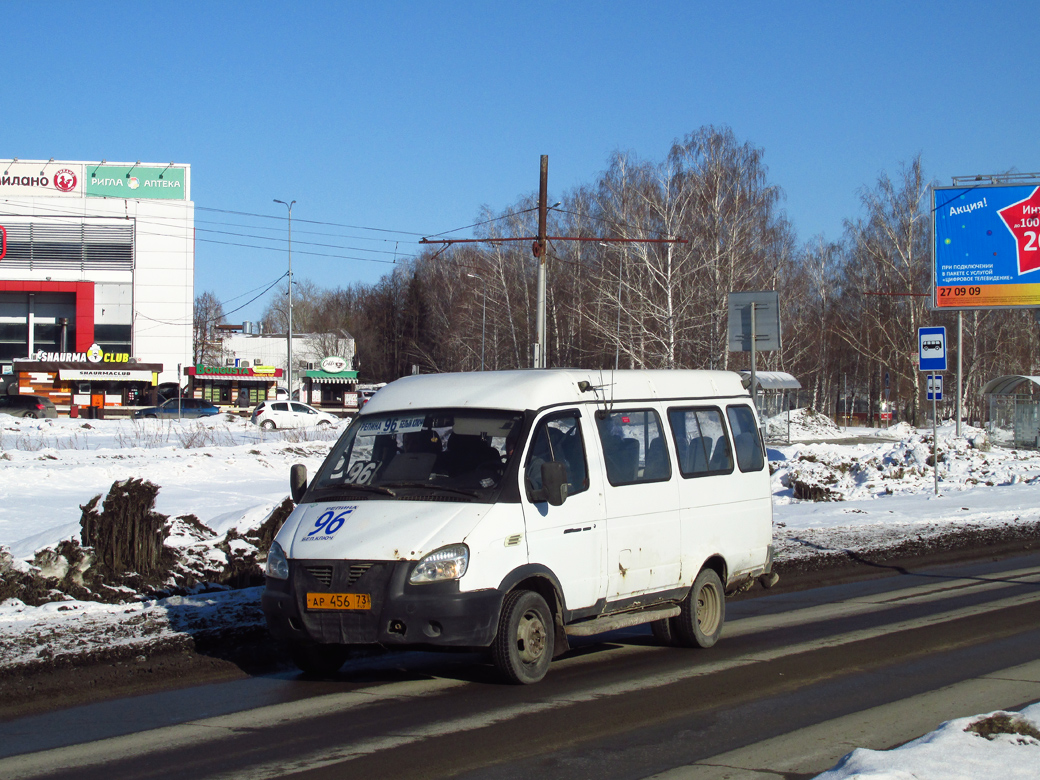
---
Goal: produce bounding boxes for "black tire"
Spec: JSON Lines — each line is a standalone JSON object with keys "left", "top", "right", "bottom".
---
{"left": 288, "top": 642, "right": 349, "bottom": 676}
{"left": 674, "top": 568, "right": 725, "bottom": 648}
{"left": 650, "top": 616, "right": 679, "bottom": 646}
{"left": 491, "top": 590, "right": 554, "bottom": 684}
{"left": 317, "top": 420, "right": 331, "bottom": 429}
{"left": 24, "top": 412, "right": 38, "bottom": 419}
{"left": 260, "top": 420, "right": 277, "bottom": 430}
{"left": 146, "top": 414, "right": 158, "bottom": 419}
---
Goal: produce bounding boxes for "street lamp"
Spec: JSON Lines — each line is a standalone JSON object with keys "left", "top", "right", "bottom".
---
{"left": 274, "top": 199, "right": 295, "bottom": 398}
{"left": 466, "top": 273, "right": 486, "bottom": 371}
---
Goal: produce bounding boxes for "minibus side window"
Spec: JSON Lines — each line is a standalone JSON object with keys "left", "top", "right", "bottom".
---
{"left": 525, "top": 411, "right": 589, "bottom": 499}
{"left": 666, "top": 407, "right": 734, "bottom": 477}
{"left": 595, "top": 409, "right": 671, "bottom": 486}
{"left": 726, "top": 405, "right": 765, "bottom": 472}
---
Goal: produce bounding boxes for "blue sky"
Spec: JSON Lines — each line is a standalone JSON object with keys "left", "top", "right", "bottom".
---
{"left": 2, "top": 1, "right": 1036, "bottom": 322}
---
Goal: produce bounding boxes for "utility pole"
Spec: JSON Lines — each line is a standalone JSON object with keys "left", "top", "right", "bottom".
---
{"left": 534, "top": 155, "right": 548, "bottom": 368}
{"left": 467, "top": 273, "right": 487, "bottom": 370}
{"left": 274, "top": 199, "right": 295, "bottom": 398}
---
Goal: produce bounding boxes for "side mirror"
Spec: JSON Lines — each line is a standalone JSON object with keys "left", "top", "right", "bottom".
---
{"left": 290, "top": 463, "right": 308, "bottom": 504}
{"left": 540, "top": 461, "right": 569, "bottom": 507}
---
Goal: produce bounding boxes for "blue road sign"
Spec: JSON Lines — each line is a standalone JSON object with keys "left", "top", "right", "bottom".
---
{"left": 919, "top": 326, "right": 947, "bottom": 371}
{"left": 927, "top": 374, "right": 943, "bottom": 401}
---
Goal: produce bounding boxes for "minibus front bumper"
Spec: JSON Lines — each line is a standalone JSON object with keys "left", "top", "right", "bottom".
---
{"left": 262, "top": 558, "right": 502, "bottom": 649}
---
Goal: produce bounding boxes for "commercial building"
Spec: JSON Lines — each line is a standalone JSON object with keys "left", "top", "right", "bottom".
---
{"left": 0, "top": 159, "right": 193, "bottom": 408}
{"left": 195, "top": 324, "right": 359, "bottom": 413}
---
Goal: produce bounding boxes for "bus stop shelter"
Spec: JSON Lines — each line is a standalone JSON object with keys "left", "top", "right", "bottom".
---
{"left": 739, "top": 370, "right": 802, "bottom": 443}
{"left": 981, "top": 375, "right": 1040, "bottom": 448}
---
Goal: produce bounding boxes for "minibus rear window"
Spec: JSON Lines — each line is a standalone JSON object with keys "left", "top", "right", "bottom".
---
{"left": 595, "top": 409, "right": 671, "bottom": 486}
{"left": 666, "top": 407, "right": 734, "bottom": 477}
{"left": 726, "top": 405, "right": 765, "bottom": 472}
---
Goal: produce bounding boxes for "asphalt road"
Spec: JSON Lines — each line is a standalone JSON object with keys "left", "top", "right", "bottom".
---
{"left": 3, "top": 552, "right": 1040, "bottom": 780}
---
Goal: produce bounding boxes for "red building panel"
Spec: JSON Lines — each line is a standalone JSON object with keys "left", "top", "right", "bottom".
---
{"left": 0, "top": 280, "right": 95, "bottom": 350}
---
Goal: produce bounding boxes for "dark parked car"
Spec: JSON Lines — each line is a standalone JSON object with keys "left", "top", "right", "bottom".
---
{"left": 0, "top": 394, "right": 58, "bottom": 419}
{"left": 156, "top": 383, "right": 185, "bottom": 402}
{"left": 132, "top": 398, "right": 220, "bottom": 419}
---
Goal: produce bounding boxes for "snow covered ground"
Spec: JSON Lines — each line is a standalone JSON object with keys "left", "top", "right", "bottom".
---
{"left": 1, "top": 409, "right": 1039, "bottom": 777}
{"left": 0, "top": 414, "right": 337, "bottom": 670}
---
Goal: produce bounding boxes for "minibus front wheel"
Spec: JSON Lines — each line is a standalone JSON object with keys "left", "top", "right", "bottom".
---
{"left": 287, "top": 641, "right": 350, "bottom": 677}
{"left": 491, "top": 590, "right": 555, "bottom": 684}
{"left": 675, "top": 568, "right": 725, "bottom": 648}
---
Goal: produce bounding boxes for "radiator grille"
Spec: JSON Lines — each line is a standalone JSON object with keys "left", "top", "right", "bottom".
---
{"left": 303, "top": 566, "right": 333, "bottom": 586}
{"left": 347, "top": 563, "right": 373, "bottom": 584}
{"left": 302, "top": 562, "right": 375, "bottom": 587}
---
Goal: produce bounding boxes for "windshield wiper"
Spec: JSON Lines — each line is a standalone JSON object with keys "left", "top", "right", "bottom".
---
{"left": 316, "top": 483, "right": 397, "bottom": 497}
{"left": 380, "top": 482, "right": 479, "bottom": 498}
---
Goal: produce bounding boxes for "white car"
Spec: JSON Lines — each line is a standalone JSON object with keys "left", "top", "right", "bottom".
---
{"left": 251, "top": 401, "right": 339, "bottom": 430}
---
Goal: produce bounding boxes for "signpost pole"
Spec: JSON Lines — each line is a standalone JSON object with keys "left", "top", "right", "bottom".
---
{"left": 956, "top": 312, "right": 963, "bottom": 437}
{"left": 750, "top": 302, "right": 757, "bottom": 415}
{"left": 933, "top": 379, "right": 939, "bottom": 496}
{"left": 177, "top": 363, "right": 182, "bottom": 422}
{"left": 919, "top": 327, "right": 947, "bottom": 495}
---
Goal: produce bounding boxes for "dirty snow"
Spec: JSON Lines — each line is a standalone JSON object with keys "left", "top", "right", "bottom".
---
{"left": 815, "top": 704, "right": 1040, "bottom": 779}
{"left": 2, "top": 410, "right": 1040, "bottom": 778}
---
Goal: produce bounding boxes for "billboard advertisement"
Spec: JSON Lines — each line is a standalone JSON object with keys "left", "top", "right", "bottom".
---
{"left": 0, "top": 161, "right": 84, "bottom": 197}
{"left": 86, "top": 165, "right": 186, "bottom": 200}
{"left": 933, "top": 183, "right": 1040, "bottom": 309}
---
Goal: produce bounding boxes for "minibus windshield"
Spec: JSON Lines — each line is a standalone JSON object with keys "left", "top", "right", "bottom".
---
{"left": 309, "top": 409, "right": 525, "bottom": 500}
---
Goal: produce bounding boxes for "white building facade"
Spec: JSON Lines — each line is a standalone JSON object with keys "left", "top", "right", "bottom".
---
{"left": 0, "top": 159, "right": 193, "bottom": 385}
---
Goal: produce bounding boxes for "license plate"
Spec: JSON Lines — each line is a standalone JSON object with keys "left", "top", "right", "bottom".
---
{"left": 305, "top": 592, "right": 372, "bottom": 610}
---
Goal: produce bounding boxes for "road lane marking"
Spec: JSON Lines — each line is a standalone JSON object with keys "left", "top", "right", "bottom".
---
{"left": 0, "top": 677, "right": 466, "bottom": 778}
{"left": 643, "top": 659, "right": 1040, "bottom": 779}
{"left": 725, "top": 565, "right": 1040, "bottom": 638}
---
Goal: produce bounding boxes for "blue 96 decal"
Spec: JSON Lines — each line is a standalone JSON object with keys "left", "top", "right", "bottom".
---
{"left": 302, "top": 506, "right": 356, "bottom": 541}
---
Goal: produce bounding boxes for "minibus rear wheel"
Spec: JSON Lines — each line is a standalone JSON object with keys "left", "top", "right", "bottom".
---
{"left": 675, "top": 568, "right": 725, "bottom": 648}
{"left": 288, "top": 641, "right": 349, "bottom": 676}
{"left": 491, "top": 589, "right": 554, "bottom": 684}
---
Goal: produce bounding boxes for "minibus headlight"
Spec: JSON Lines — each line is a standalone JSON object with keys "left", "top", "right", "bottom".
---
{"left": 409, "top": 544, "right": 469, "bottom": 584}
{"left": 266, "top": 540, "right": 290, "bottom": 580}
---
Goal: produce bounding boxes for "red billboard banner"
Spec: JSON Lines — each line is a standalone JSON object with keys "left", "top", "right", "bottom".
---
{"left": 997, "top": 187, "right": 1040, "bottom": 275}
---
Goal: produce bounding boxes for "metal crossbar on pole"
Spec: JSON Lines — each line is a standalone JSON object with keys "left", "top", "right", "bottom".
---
{"left": 419, "top": 156, "right": 687, "bottom": 368}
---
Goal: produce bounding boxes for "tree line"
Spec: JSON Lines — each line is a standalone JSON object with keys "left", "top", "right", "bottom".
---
{"left": 198, "top": 125, "right": 1038, "bottom": 424}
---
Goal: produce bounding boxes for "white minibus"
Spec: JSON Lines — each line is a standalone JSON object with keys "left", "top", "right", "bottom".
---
{"left": 262, "top": 369, "right": 775, "bottom": 683}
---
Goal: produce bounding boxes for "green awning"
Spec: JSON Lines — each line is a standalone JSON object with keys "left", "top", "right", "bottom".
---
{"left": 305, "top": 370, "right": 359, "bottom": 383}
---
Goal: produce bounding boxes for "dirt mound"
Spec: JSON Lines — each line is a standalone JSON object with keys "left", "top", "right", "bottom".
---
{"left": 80, "top": 478, "right": 170, "bottom": 579}
{"left": 0, "top": 482, "right": 293, "bottom": 607}
{"left": 218, "top": 498, "right": 295, "bottom": 589}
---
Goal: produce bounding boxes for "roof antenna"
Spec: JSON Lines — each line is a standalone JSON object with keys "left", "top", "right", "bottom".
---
{"left": 595, "top": 368, "right": 615, "bottom": 419}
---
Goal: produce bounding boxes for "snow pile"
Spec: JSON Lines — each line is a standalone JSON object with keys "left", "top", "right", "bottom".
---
{"left": 772, "top": 425, "right": 1029, "bottom": 504}
{"left": 815, "top": 705, "right": 1040, "bottom": 779}
{"left": 779, "top": 408, "right": 846, "bottom": 440}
